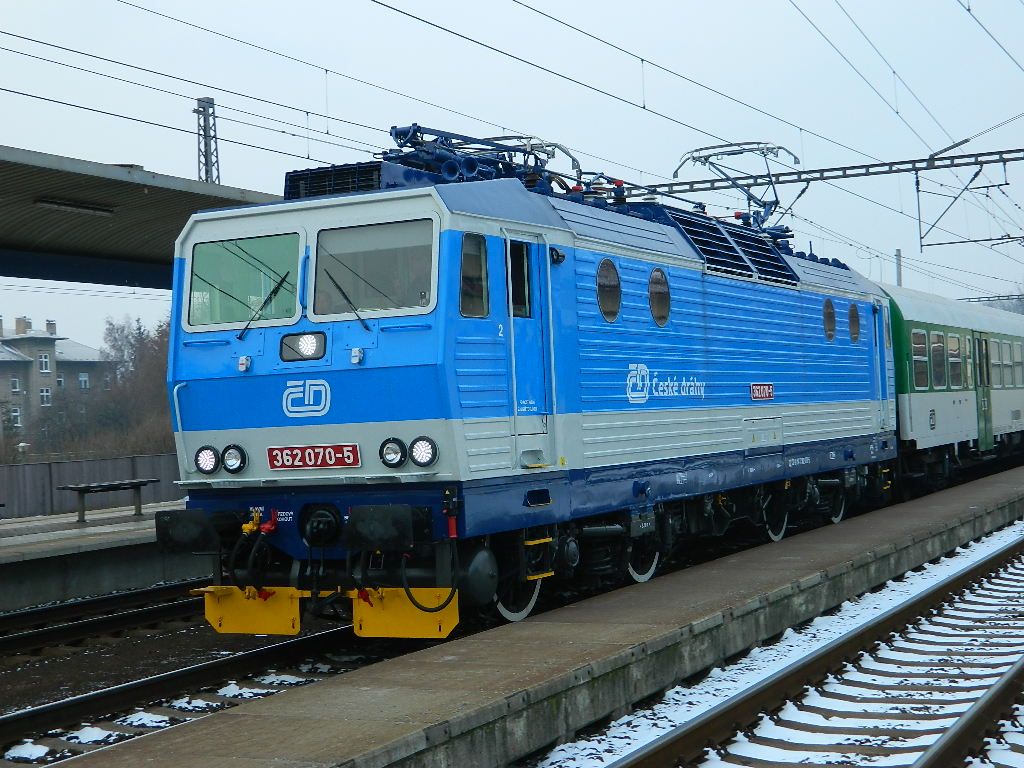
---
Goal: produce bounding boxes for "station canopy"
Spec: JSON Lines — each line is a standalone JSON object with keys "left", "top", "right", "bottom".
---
{"left": 0, "top": 145, "right": 280, "bottom": 290}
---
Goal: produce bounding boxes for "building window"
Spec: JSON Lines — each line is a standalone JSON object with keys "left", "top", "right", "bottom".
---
{"left": 79, "top": 372, "right": 90, "bottom": 391}
{"left": 912, "top": 330, "right": 929, "bottom": 389}
{"left": 648, "top": 268, "right": 670, "bottom": 327}
{"left": 56, "top": 373, "right": 64, "bottom": 388}
{"left": 930, "top": 331, "right": 946, "bottom": 389}
{"left": 948, "top": 335, "right": 962, "bottom": 388}
{"left": 459, "top": 233, "right": 488, "bottom": 318}
{"left": 9, "top": 407, "right": 21, "bottom": 428}
{"left": 103, "top": 375, "right": 112, "bottom": 391}
{"left": 38, "top": 353, "right": 50, "bottom": 373}
{"left": 10, "top": 376, "right": 19, "bottom": 393}
{"left": 823, "top": 299, "right": 836, "bottom": 341}
{"left": 40, "top": 387, "right": 52, "bottom": 407}
{"left": 848, "top": 303, "right": 860, "bottom": 343}
{"left": 596, "top": 258, "right": 621, "bottom": 323}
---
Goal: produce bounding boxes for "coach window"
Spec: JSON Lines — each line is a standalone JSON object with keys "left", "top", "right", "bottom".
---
{"left": 1015, "top": 343, "right": 1023, "bottom": 387}
{"left": 597, "top": 258, "right": 621, "bottom": 323}
{"left": 648, "top": 268, "right": 670, "bottom": 327}
{"left": 510, "top": 241, "right": 531, "bottom": 318}
{"left": 460, "top": 234, "right": 488, "bottom": 318}
{"left": 948, "top": 335, "right": 962, "bottom": 388}
{"left": 990, "top": 339, "right": 1002, "bottom": 387}
{"left": 1004, "top": 341, "right": 1015, "bottom": 387}
{"left": 977, "top": 338, "right": 989, "bottom": 387}
{"left": 930, "top": 331, "right": 947, "bottom": 388}
{"left": 965, "top": 336, "right": 974, "bottom": 389}
{"left": 848, "top": 304, "right": 860, "bottom": 343}
{"left": 823, "top": 299, "right": 836, "bottom": 341}
{"left": 912, "top": 330, "right": 929, "bottom": 389}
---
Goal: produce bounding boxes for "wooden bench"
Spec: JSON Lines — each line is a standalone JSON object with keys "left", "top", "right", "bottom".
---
{"left": 56, "top": 479, "right": 160, "bottom": 523}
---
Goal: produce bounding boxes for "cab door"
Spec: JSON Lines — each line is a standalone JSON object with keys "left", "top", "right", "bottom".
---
{"left": 974, "top": 332, "right": 994, "bottom": 451}
{"left": 505, "top": 237, "right": 550, "bottom": 436}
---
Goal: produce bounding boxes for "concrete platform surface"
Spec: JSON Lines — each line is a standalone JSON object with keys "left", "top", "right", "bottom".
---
{"left": 0, "top": 500, "right": 210, "bottom": 612}
{"left": 69, "top": 469, "right": 1024, "bottom": 768}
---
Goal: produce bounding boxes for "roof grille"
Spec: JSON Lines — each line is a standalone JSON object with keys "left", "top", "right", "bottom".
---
{"left": 667, "top": 210, "right": 798, "bottom": 284}
{"left": 284, "top": 162, "right": 382, "bottom": 199}
{"left": 725, "top": 226, "right": 799, "bottom": 284}
{"left": 667, "top": 211, "right": 753, "bottom": 277}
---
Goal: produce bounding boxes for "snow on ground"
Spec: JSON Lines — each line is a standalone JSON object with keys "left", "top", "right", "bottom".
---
{"left": 3, "top": 741, "right": 49, "bottom": 763}
{"left": 64, "top": 725, "right": 130, "bottom": 745}
{"left": 253, "top": 673, "right": 313, "bottom": 686}
{"left": 166, "top": 697, "right": 225, "bottom": 713}
{"left": 216, "top": 681, "right": 277, "bottom": 699}
{"left": 115, "top": 712, "right": 175, "bottom": 728}
{"left": 532, "top": 520, "right": 1024, "bottom": 768}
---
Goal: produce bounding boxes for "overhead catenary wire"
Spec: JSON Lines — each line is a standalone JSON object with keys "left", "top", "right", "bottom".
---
{"left": 511, "top": 0, "right": 1024, "bottom": 236}
{"left": 9, "top": 20, "right": 733, "bottom": 210}
{"left": 364, "top": 0, "right": 1019, "bottom": 269}
{"left": 828, "top": 0, "right": 1024, "bottom": 233}
{"left": 7, "top": 2, "right": 1009, "bottom": 297}
{"left": 0, "top": 86, "right": 339, "bottom": 165}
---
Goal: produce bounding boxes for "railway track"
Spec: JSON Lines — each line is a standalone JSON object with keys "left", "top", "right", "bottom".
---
{"left": 0, "top": 626, "right": 357, "bottom": 761}
{"left": 0, "top": 580, "right": 207, "bottom": 657}
{"left": 605, "top": 533, "right": 1024, "bottom": 768}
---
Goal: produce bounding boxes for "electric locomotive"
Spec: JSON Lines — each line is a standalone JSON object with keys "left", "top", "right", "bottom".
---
{"left": 158, "top": 125, "right": 899, "bottom": 638}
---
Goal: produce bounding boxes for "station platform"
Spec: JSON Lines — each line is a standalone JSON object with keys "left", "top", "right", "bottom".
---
{"left": 0, "top": 501, "right": 210, "bottom": 612}
{"left": 71, "top": 469, "right": 1024, "bottom": 768}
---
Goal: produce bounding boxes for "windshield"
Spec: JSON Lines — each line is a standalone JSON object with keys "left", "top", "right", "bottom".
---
{"left": 188, "top": 233, "right": 300, "bottom": 326}
{"left": 314, "top": 219, "right": 433, "bottom": 316}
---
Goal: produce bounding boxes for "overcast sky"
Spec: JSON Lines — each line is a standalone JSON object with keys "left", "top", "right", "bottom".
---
{"left": 1, "top": 0, "right": 1023, "bottom": 347}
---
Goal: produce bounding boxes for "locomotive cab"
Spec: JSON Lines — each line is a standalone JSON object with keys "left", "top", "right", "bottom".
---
{"left": 162, "top": 183, "right": 560, "bottom": 637}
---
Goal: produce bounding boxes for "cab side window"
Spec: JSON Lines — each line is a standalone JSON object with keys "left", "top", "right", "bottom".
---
{"left": 459, "top": 233, "right": 488, "bottom": 318}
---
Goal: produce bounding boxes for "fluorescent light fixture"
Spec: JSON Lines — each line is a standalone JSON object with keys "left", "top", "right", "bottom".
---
{"left": 34, "top": 198, "right": 115, "bottom": 217}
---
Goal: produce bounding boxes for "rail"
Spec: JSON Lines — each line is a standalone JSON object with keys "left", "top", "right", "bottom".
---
{"left": 605, "top": 530, "right": 1024, "bottom": 768}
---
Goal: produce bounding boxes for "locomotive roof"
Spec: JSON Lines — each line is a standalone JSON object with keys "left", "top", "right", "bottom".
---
{"left": 882, "top": 283, "right": 1024, "bottom": 335}
{"left": 437, "top": 179, "right": 884, "bottom": 299}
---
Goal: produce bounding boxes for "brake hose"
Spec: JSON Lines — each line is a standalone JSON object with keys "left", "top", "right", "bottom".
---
{"left": 226, "top": 531, "right": 255, "bottom": 585}
{"left": 400, "top": 545, "right": 459, "bottom": 613}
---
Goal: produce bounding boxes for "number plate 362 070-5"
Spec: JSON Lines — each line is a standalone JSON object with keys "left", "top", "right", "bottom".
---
{"left": 267, "top": 444, "right": 360, "bottom": 469}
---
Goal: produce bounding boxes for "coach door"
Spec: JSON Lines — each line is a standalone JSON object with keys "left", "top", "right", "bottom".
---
{"left": 504, "top": 236, "right": 551, "bottom": 442}
{"left": 974, "top": 332, "right": 995, "bottom": 451}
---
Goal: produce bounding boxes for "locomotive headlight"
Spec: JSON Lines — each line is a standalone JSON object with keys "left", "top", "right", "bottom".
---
{"left": 280, "top": 332, "right": 326, "bottom": 362}
{"left": 379, "top": 437, "right": 407, "bottom": 468}
{"left": 409, "top": 436, "right": 438, "bottom": 467}
{"left": 221, "top": 444, "right": 247, "bottom": 474}
{"left": 297, "top": 334, "right": 319, "bottom": 357}
{"left": 194, "top": 445, "right": 220, "bottom": 474}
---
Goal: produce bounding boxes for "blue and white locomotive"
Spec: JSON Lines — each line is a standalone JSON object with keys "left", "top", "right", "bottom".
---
{"left": 159, "top": 126, "right": 897, "bottom": 638}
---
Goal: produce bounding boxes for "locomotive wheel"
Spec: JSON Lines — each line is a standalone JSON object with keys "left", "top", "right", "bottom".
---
{"left": 493, "top": 577, "right": 541, "bottom": 622}
{"left": 761, "top": 493, "right": 788, "bottom": 542}
{"left": 823, "top": 490, "right": 847, "bottom": 525}
{"left": 625, "top": 536, "right": 660, "bottom": 583}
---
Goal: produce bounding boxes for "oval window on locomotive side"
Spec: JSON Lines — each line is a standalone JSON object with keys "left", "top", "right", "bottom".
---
{"left": 597, "top": 258, "right": 621, "bottom": 323}
{"left": 823, "top": 298, "right": 836, "bottom": 341}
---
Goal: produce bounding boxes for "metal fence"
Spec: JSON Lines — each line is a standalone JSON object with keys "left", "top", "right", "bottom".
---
{"left": 0, "top": 454, "right": 182, "bottom": 518}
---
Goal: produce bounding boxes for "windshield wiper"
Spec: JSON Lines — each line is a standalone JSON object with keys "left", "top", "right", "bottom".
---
{"left": 237, "top": 270, "right": 290, "bottom": 340}
{"left": 323, "top": 269, "right": 371, "bottom": 331}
